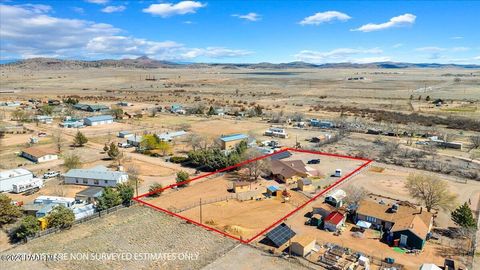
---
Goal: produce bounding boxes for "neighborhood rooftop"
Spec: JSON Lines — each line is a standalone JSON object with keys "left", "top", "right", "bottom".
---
{"left": 219, "top": 134, "right": 248, "bottom": 142}
{"left": 63, "top": 165, "right": 127, "bottom": 181}
{"left": 0, "top": 168, "right": 32, "bottom": 180}
{"left": 22, "top": 147, "right": 57, "bottom": 158}
{"left": 84, "top": 115, "right": 114, "bottom": 122}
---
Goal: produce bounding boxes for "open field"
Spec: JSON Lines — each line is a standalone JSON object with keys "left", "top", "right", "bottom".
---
{"left": 1, "top": 65, "right": 479, "bottom": 269}
{"left": 0, "top": 206, "right": 238, "bottom": 270}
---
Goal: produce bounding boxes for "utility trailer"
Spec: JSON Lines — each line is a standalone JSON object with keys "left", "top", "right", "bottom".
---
{"left": 12, "top": 178, "right": 44, "bottom": 194}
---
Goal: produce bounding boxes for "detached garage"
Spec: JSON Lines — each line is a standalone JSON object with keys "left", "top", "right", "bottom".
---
{"left": 290, "top": 235, "right": 316, "bottom": 257}
{"left": 84, "top": 115, "right": 114, "bottom": 126}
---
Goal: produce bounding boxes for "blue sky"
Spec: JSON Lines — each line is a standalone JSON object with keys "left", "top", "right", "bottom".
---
{"left": 0, "top": 0, "right": 479, "bottom": 63}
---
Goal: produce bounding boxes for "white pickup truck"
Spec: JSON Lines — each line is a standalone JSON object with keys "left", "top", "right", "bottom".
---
{"left": 43, "top": 171, "right": 60, "bottom": 179}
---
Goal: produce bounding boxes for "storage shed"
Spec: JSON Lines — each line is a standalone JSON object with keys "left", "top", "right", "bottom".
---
{"left": 290, "top": 235, "right": 316, "bottom": 257}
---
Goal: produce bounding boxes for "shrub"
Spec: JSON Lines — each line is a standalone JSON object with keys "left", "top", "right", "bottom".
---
{"left": 170, "top": 156, "right": 188, "bottom": 163}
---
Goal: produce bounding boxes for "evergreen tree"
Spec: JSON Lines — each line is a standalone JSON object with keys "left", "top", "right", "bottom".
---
{"left": 46, "top": 205, "right": 75, "bottom": 229}
{"left": 451, "top": 202, "right": 477, "bottom": 228}
{"left": 96, "top": 187, "right": 122, "bottom": 211}
{"left": 107, "top": 142, "right": 120, "bottom": 160}
{"left": 0, "top": 194, "right": 22, "bottom": 225}
{"left": 207, "top": 106, "right": 215, "bottom": 115}
{"left": 16, "top": 215, "right": 40, "bottom": 239}
{"left": 117, "top": 183, "right": 134, "bottom": 206}
{"left": 73, "top": 131, "right": 88, "bottom": 147}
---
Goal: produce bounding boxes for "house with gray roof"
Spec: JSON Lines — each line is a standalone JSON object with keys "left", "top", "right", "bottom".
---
{"left": 83, "top": 115, "right": 114, "bottom": 126}
{"left": 63, "top": 165, "right": 128, "bottom": 187}
{"left": 155, "top": 130, "right": 188, "bottom": 141}
{"left": 74, "top": 103, "right": 110, "bottom": 112}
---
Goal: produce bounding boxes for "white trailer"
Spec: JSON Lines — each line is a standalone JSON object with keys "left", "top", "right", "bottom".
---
{"left": 12, "top": 178, "right": 44, "bottom": 194}
{"left": 0, "top": 168, "right": 34, "bottom": 192}
{"left": 334, "top": 169, "right": 342, "bottom": 177}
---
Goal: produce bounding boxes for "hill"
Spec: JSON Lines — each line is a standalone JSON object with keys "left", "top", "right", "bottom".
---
{"left": 1, "top": 57, "right": 479, "bottom": 70}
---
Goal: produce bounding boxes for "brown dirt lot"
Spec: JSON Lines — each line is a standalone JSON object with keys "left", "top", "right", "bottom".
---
{"left": 181, "top": 198, "right": 300, "bottom": 240}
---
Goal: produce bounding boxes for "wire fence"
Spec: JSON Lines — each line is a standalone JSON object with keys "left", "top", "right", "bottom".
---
{"left": 25, "top": 203, "right": 133, "bottom": 242}
{"left": 169, "top": 194, "right": 238, "bottom": 213}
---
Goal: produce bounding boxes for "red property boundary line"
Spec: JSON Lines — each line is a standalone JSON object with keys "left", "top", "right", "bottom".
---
{"left": 133, "top": 148, "right": 372, "bottom": 244}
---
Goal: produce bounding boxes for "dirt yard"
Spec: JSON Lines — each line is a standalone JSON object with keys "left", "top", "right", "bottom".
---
{"left": 181, "top": 198, "right": 301, "bottom": 240}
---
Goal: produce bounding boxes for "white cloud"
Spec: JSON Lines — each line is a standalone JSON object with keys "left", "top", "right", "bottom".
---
{"left": 85, "top": 0, "right": 108, "bottom": 4}
{"left": 451, "top": 36, "right": 464, "bottom": 40}
{"left": 353, "top": 56, "right": 391, "bottom": 63}
{"left": 352, "top": 13, "right": 416, "bottom": 32}
{"left": 0, "top": 4, "right": 120, "bottom": 58}
{"left": 475, "top": 56, "right": 480, "bottom": 60}
{"left": 232, "top": 12, "right": 261, "bottom": 22}
{"left": 0, "top": 4, "right": 250, "bottom": 61}
{"left": 451, "top": 47, "right": 470, "bottom": 52}
{"left": 143, "top": 1, "right": 205, "bottom": 17}
{"left": 86, "top": 36, "right": 181, "bottom": 54}
{"left": 181, "top": 47, "right": 252, "bottom": 59}
{"left": 294, "top": 48, "right": 383, "bottom": 63}
{"left": 101, "top": 5, "right": 126, "bottom": 13}
{"left": 300, "top": 11, "right": 351, "bottom": 25}
{"left": 72, "top": 7, "right": 85, "bottom": 14}
{"left": 392, "top": 43, "right": 404, "bottom": 48}
{"left": 415, "top": 47, "right": 445, "bottom": 52}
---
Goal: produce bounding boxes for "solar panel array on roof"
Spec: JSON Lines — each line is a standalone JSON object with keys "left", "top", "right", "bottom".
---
{"left": 270, "top": 151, "right": 292, "bottom": 160}
{"left": 266, "top": 223, "right": 296, "bottom": 247}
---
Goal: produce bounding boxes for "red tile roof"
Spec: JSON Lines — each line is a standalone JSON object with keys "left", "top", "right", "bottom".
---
{"left": 324, "top": 211, "right": 345, "bottom": 225}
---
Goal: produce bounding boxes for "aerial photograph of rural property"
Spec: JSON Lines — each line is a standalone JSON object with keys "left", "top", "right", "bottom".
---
{"left": 0, "top": 1, "right": 479, "bottom": 269}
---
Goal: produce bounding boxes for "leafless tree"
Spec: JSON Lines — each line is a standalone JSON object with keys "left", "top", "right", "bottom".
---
{"left": 186, "top": 134, "right": 208, "bottom": 151}
{"left": 405, "top": 173, "right": 457, "bottom": 212}
{"left": 52, "top": 130, "right": 64, "bottom": 153}
{"left": 242, "top": 149, "right": 270, "bottom": 182}
{"left": 343, "top": 185, "right": 369, "bottom": 205}
{"left": 469, "top": 135, "right": 480, "bottom": 151}
{"left": 442, "top": 132, "right": 457, "bottom": 142}
{"left": 380, "top": 141, "right": 400, "bottom": 159}
{"left": 127, "top": 166, "right": 140, "bottom": 197}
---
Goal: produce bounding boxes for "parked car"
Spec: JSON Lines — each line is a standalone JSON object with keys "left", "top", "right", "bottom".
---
{"left": 416, "top": 141, "right": 429, "bottom": 145}
{"left": 307, "top": 159, "right": 320, "bottom": 164}
{"left": 118, "top": 142, "right": 133, "bottom": 148}
{"left": 38, "top": 132, "right": 47, "bottom": 137}
{"left": 43, "top": 171, "right": 60, "bottom": 179}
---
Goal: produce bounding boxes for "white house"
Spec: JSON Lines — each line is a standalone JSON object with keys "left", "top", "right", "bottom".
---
{"left": 83, "top": 115, "right": 114, "bottom": 126}
{"left": 63, "top": 165, "right": 128, "bottom": 187}
{"left": 265, "top": 127, "right": 288, "bottom": 138}
{"left": 35, "top": 115, "right": 53, "bottom": 124}
{"left": 155, "top": 130, "right": 188, "bottom": 141}
{"left": 0, "top": 168, "right": 34, "bottom": 192}
{"left": 21, "top": 147, "right": 58, "bottom": 163}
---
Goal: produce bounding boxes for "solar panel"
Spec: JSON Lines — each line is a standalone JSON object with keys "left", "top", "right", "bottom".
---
{"left": 266, "top": 223, "right": 296, "bottom": 247}
{"left": 270, "top": 151, "right": 292, "bottom": 160}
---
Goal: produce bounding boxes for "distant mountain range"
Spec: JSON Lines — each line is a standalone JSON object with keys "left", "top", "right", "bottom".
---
{"left": 1, "top": 56, "right": 479, "bottom": 69}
